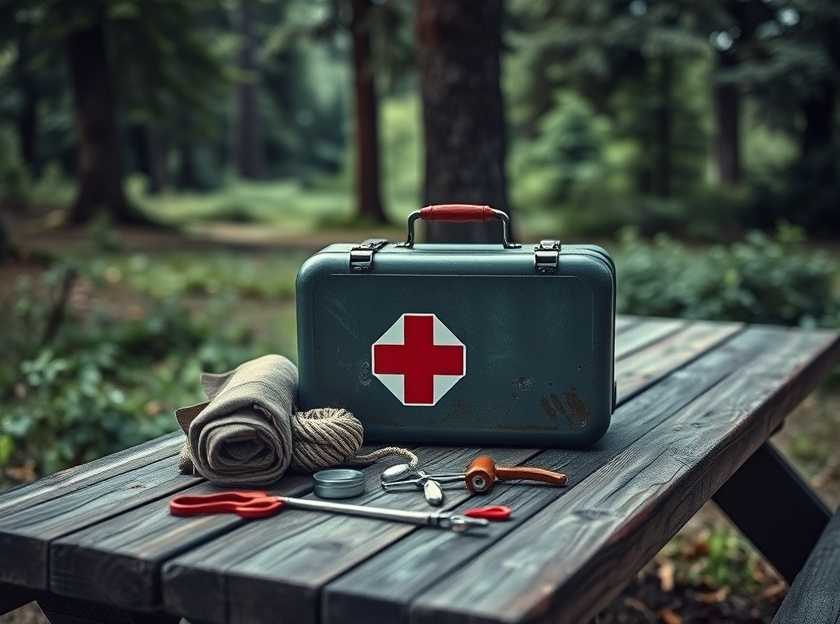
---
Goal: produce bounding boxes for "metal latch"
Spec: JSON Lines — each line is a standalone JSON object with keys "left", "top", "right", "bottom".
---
{"left": 534, "top": 240, "right": 561, "bottom": 273}
{"left": 350, "top": 239, "right": 388, "bottom": 272}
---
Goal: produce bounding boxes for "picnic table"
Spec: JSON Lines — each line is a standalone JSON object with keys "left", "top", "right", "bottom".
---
{"left": 1, "top": 316, "right": 838, "bottom": 624}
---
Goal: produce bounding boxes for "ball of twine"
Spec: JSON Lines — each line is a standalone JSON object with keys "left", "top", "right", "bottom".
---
{"left": 290, "top": 408, "right": 417, "bottom": 473}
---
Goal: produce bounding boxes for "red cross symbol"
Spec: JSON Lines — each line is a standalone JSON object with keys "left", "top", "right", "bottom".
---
{"left": 372, "top": 314, "right": 466, "bottom": 406}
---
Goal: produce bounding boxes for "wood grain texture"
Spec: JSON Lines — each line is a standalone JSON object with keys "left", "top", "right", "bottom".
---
{"left": 614, "top": 316, "right": 640, "bottom": 335}
{"left": 408, "top": 328, "right": 840, "bottom": 624}
{"left": 162, "top": 446, "right": 539, "bottom": 624}
{"left": 0, "top": 454, "right": 200, "bottom": 589}
{"left": 320, "top": 326, "right": 775, "bottom": 624}
{"left": 0, "top": 432, "right": 182, "bottom": 517}
{"left": 5, "top": 318, "right": 835, "bottom": 624}
{"left": 160, "top": 319, "right": 742, "bottom": 624}
{"left": 614, "top": 318, "right": 686, "bottom": 360}
{"left": 772, "top": 510, "right": 840, "bottom": 624}
{"left": 616, "top": 320, "right": 742, "bottom": 401}
{"left": 49, "top": 475, "right": 311, "bottom": 612}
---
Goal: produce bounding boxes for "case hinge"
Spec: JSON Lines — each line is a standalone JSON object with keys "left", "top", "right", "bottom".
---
{"left": 534, "top": 240, "right": 561, "bottom": 274}
{"left": 349, "top": 239, "right": 389, "bottom": 272}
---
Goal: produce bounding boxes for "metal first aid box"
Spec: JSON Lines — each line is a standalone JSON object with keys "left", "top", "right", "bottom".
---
{"left": 296, "top": 205, "right": 616, "bottom": 447}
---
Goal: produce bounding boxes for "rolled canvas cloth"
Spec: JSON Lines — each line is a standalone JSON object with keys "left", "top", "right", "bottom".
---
{"left": 176, "top": 354, "right": 297, "bottom": 486}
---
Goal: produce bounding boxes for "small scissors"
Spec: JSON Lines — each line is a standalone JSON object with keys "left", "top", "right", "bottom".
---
{"left": 170, "top": 491, "right": 511, "bottom": 532}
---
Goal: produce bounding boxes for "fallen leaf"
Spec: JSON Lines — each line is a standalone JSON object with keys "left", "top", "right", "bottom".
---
{"left": 658, "top": 607, "right": 682, "bottom": 624}
{"left": 658, "top": 560, "right": 675, "bottom": 592}
{"left": 695, "top": 587, "right": 729, "bottom": 604}
{"left": 624, "top": 596, "right": 656, "bottom": 620}
{"left": 761, "top": 581, "right": 787, "bottom": 601}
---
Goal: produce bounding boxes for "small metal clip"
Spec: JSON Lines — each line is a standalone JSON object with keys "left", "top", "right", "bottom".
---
{"left": 534, "top": 240, "right": 561, "bottom": 274}
{"left": 349, "top": 239, "right": 389, "bottom": 272}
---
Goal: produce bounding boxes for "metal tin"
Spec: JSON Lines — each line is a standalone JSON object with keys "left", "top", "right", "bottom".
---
{"left": 313, "top": 469, "right": 366, "bottom": 499}
{"left": 296, "top": 208, "right": 616, "bottom": 448}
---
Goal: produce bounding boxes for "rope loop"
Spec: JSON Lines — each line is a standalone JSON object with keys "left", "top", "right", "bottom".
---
{"left": 290, "top": 408, "right": 417, "bottom": 473}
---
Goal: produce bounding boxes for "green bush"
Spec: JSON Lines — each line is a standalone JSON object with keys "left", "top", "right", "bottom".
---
{"left": 0, "top": 268, "right": 271, "bottom": 478}
{"left": 79, "top": 251, "right": 304, "bottom": 300}
{"left": 615, "top": 227, "right": 840, "bottom": 326}
{"left": 511, "top": 92, "right": 612, "bottom": 210}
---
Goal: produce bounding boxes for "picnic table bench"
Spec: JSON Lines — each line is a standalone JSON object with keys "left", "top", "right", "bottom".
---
{"left": 1, "top": 316, "right": 838, "bottom": 624}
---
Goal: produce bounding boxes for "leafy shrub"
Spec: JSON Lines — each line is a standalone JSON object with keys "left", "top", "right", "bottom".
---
{"left": 615, "top": 227, "right": 840, "bottom": 326}
{"left": 0, "top": 268, "right": 271, "bottom": 478}
{"left": 511, "top": 92, "right": 612, "bottom": 210}
{"left": 79, "top": 251, "right": 304, "bottom": 300}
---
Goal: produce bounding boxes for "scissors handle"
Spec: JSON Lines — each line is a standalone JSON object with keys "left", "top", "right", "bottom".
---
{"left": 169, "top": 491, "right": 284, "bottom": 519}
{"left": 463, "top": 505, "right": 512, "bottom": 521}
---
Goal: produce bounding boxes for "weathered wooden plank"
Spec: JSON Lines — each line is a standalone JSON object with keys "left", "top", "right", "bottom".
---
{"left": 614, "top": 316, "right": 639, "bottom": 334}
{"left": 46, "top": 440, "right": 394, "bottom": 613}
{"left": 162, "top": 446, "right": 540, "bottom": 624}
{"left": 159, "top": 319, "right": 742, "bottom": 624}
{"left": 713, "top": 442, "right": 831, "bottom": 583}
{"left": 772, "top": 510, "right": 840, "bottom": 624}
{"left": 614, "top": 318, "right": 686, "bottom": 360}
{"left": 49, "top": 475, "right": 310, "bottom": 613}
{"left": 320, "top": 326, "right": 774, "bottom": 624}
{"left": 37, "top": 594, "right": 179, "bottom": 624}
{"left": 0, "top": 582, "right": 36, "bottom": 617}
{"left": 0, "top": 432, "right": 182, "bottom": 516}
{"left": 616, "top": 321, "right": 742, "bottom": 401}
{"left": 407, "top": 328, "right": 840, "bottom": 624}
{"left": 0, "top": 454, "right": 200, "bottom": 589}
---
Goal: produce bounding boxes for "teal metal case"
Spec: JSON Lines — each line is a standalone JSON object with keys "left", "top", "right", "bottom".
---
{"left": 296, "top": 205, "right": 616, "bottom": 447}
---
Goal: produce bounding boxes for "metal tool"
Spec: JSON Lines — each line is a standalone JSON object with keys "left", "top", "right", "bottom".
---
{"left": 169, "top": 491, "right": 504, "bottom": 533}
{"left": 381, "top": 464, "right": 464, "bottom": 506}
{"left": 382, "top": 455, "right": 567, "bottom": 495}
{"left": 312, "top": 469, "right": 365, "bottom": 499}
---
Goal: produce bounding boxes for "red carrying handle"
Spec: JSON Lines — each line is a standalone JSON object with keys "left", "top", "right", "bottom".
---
{"left": 419, "top": 204, "right": 496, "bottom": 222}
{"left": 400, "top": 204, "right": 519, "bottom": 249}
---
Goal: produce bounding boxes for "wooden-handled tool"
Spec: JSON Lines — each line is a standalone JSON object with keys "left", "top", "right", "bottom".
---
{"left": 465, "top": 455, "right": 567, "bottom": 493}
{"left": 381, "top": 455, "right": 567, "bottom": 497}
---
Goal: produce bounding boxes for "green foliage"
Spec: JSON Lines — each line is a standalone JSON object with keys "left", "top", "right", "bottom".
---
{"left": 668, "top": 527, "right": 763, "bottom": 592}
{"left": 511, "top": 92, "right": 612, "bottom": 209}
{"left": 0, "top": 266, "right": 291, "bottom": 479}
{"left": 80, "top": 251, "right": 305, "bottom": 300}
{"left": 615, "top": 227, "right": 840, "bottom": 325}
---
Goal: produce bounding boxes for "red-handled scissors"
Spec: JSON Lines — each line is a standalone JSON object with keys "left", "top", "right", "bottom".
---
{"left": 169, "top": 491, "right": 511, "bottom": 531}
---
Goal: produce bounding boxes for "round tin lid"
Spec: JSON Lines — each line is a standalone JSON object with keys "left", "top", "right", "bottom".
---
{"left": 313, "top": 469, "right": 366, "bottom": 499}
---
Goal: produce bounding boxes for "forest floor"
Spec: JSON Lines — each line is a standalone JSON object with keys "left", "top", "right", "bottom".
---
{"left": 2, "top": 221, "right": 839, "bottom": 624}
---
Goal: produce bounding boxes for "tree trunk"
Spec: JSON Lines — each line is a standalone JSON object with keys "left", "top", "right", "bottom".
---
{"left": 129, "top": 124, "right": 166, "bottom": 194}
{"left": 652, "top": 55, "right": 673, "bottom": 198}
{"left": 18, "top": 82, "right": 38, "bottom": 178}
{"left": 177, "top": 141, "right": 200, "bottom": 190}
{"left": 713, "top": 50, "right": 741, "bottom": 185}
{"left": 233, "top": 0, "right": 264, "bottom": 179}
{"left": 351, "top": 0, "right": 387, "bottom": 223}
{"left": 146, "top": 127, "right": 167, "bottom": 194}
{"left": 800, "top": 80, "right": 835, "bottom": 157}
{"left": 417, "top": 0, "right": 510, "bottom": 243}
{"left": 16, "top": 29, "right": 39, "bottom": 177}
{"left": 65, "top": 21, "right": 147, "bottom": 225}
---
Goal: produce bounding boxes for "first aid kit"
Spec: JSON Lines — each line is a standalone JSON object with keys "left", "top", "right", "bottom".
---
{"left": 296, "top": 204, "right": 616, "bottom": 447}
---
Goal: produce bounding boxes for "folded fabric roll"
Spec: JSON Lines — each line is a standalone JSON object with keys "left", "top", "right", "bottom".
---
{"left": 176, "top": 354, "right": 297, "bottom": 486}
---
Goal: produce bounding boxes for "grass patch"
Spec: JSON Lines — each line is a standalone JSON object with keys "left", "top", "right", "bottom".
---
{"left": 78, "top": 250, "right": 308, "bottom": 301}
